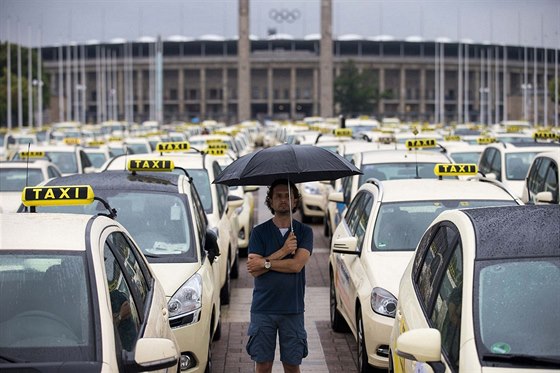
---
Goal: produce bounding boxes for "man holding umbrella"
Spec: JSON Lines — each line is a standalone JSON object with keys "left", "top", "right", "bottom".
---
{"left": 245, "top": 178, "right": 313, "bottom": 373}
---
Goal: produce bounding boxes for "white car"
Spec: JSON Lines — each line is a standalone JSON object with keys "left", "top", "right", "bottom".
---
{"left": 0, "top": 157, "right": 62, "bottom": 212}
{"left": 34, "top": 161, "right": 223, "bottom": 373}
{"left": 1, "top": 185, "right": 179, "bottom": 372}
{"left": 104, "top": 143, "right": 243, "bottom": 306}
{"left": 389, "top": 205, "right": 560, "bottom": 373}
{"left": 11, "top": 144, "right": 96, "bottom": 176}
{"left": 522, "top": 150, "right": 560, "bottom": 204}
{"left": 329, "top": 164, "right": 521, "bottom": 371}
{"left": 478, "top": 142, "right": 560, "bottom": 198}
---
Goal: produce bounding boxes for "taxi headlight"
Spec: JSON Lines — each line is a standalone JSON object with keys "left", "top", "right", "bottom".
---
{"left": 168, "top": 273, "right": 202, "bottom": 319}
{"left": 370, "top": 287, "right": 397, "bottom": 318}
{"left": 304, "top": 184, "right": 321, "bottom": 195}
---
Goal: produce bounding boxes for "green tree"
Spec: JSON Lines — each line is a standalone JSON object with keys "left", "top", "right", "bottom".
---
{"left": 0, "top": 42, "right": 50, "bottom": 126}
{"left": 334, "top": 60, "right": 390, "bottom": 116}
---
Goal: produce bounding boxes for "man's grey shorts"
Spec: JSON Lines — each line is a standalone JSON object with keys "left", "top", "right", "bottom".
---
{"left": 246, "top": 313, "right": 308, "bottom": 365}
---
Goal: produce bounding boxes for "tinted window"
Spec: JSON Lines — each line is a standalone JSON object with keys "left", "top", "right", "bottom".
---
{"left": 416, "top": 225, "right": 457, "bottom": 310}
{"left": 355, "top": 193, "right": 373, "bottom": 250}
{"left": 430, "top": 241, "right": 463, "bottom": 371}
{"left": 104, "top": 243, "right": 141, "bottom": 352}
{"left": 0, "top": 168, "right": 44, "bottom": 191}
{"left": 188, "top": 169, "right": 213, "bottom": 213}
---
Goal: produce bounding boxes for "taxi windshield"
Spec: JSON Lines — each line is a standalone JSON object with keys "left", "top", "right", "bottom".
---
{"left": 449, "top": 151, "right": 482, "bottom": 164}
{"left": 505, "top": 152, "right": 540, "bottom": 180}
{"left": 84, "top": 151, "right": 108, "bottom": 168}
{"left": 372, "top": 199, "right": 517, "bottom": 251}
{"left": 0, "top": 252, "right": 94, "bottom": 362}
{"left": 475, "top": 258, "right": 560, "bottom": 365}
{"left": 37, "top": 191, "right": 197, "bottom": 263}
{"left": 360, "top": 163, "right": 456, "bottom": 183}
{"left": 0, "top": 168, "right": 44, "bottom": 191}
{"left": 47, "top": 151, "right": 78, "bottom": 174}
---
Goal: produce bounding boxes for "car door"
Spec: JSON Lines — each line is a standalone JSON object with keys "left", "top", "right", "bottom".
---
{"left": 334, "top": 190, "right": 374, "bottom": 329}
{"left": 397, "top": 223, "right": 461, "bottom": 373}
{"left": 102, "top": 230, "right": 173, "bottom": 356}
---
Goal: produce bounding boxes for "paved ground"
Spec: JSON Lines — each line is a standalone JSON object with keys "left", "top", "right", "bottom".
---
{"left": 212, "top": 187, "right": 360, "bottom": 373}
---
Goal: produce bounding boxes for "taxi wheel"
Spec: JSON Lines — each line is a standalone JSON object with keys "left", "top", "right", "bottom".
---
{"left": 323, "top": 215, "right": 331, "bottom": 237}
{"left": 357, "top": 308, "right": 375, "bottom": 373}
{"left": 212, "top": 318, "right": 222, "bottom": 341}
{"left": 330, "top": 272, "right": 348, "bottom": 332}
{"left": 220, "top": 257, "right": 231, "bottom": 305}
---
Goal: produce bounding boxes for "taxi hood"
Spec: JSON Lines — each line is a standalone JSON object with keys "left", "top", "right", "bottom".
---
{"left": 150, "top": 263, "right": 199, "bottom": 298}
{"left": 365, "top": 251, "right": 414, "bottom": 297}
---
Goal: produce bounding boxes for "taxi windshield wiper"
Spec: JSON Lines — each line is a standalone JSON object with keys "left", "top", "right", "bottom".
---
{"left": 143, "top": 253, "right": 162, "bottom": 258}
{"left": 482, "top": 353, "right": 560, "bottom": 367}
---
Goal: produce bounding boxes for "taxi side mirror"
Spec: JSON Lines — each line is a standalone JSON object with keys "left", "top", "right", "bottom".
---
{"left": 535, "top": 191, "right": 554, "bottom": 204}
{"left": 124, "top": 337, "right": 179, "bottom": 372}
{"left": 205, "top": 229, "right": 220, "bottom": 264}
{"left": 396, "top": 328, "right": 441, "bottom": 363}
{"left": 227, "top": 194, "right": 244, "bottom": 209}
{"left": 485, "top": 172, "right": 497, "bottom": 180}
{"left": 243, "top": 185, "right": 259, "bottom": 193}
{"left": 328, "top": 191, "right": 344, "bottom": 203}
{"left": 332, "top": 236, "right": 359, "bottom": 255}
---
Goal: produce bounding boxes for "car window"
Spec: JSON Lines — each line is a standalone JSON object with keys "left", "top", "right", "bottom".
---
{"left": 47, "top": 151, "right": 78, "bottom": 174}
{"left": 104, "top": 242, "right": 141, "bottom": 352}
{"left": 344, "top": 191, "right": 365, "bottom": 234}
{"left": 478, "top": 148, "right": 494, "bottom": 174}
{"left": 505, "top": 152, "right": 539, "bottom": 180}
{"left": 0, "top": 168, "right": 44, "bottom": 191}
{"left": 430, "top": 240, "right": 463, "bottom": 372}
{"left": 543, "top": 160, "right": 559, "bottom": 203}
{"left": 341, "top": 175, "right": 353, "bottom": 205}
{"left": 212, "top": 161, "right": 227, "bottom": 215}
{"left": 190, "top": 182, "right": 208, "bottom": 258}
{"left": 527, "top": 157, "right": 544, "bottom": 200}
{"left": 187, "top": 168, "right": 213, "bottom": 213}
{"left": 106, "top": 232, "right": 150, "bottom": 309}
{"left": 48, "top": 165, "right": 62, "bottom": 178}
{"left": 416, "top": 224, "right": 458, "bottom": 311}
{"left": 355, "top": 193, "right": 374, "bottom": 250}
{"left": 489, "top": 149, "right": 502, "bottom": 180}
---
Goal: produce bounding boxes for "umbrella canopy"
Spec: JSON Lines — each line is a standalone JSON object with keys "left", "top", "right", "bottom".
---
{"left": 213, "top": 143, "right": 362, "bottom": 186}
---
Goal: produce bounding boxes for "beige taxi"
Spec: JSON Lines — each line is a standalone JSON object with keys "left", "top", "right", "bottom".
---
{"left": 329, "top": 164, "right": 521, "bottom": 371}
{"left": 389, "top": 205, "right": 559, "bottom": 373}
{"left": 0, "top": 185, "right": 179, "bottom": 372}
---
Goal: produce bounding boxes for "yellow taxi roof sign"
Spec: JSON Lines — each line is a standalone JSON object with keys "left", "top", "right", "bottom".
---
{"left": 156, "top": 141, "right": 190, "bottom": 152}
{"left": 64, "top": 138, "right": 81, "bottom": 145}
{"left": 533, "top": 131, "right": 558, "bottom": 140}
{"left": 477, "top": 136, "right": 497, "bottom": 145}
{"left": 127, "top": 159, "right": 174, "bottom": 172}
{"left": 405, "top": 138, "right": 437, "bottom": 149}
{"left": 22, "top": 185, "right": 95, "bottom": 207}
{"left": 434, "top": 163, "right": 478, "bottom": 177}
{"left": 87, "top": 140, "right": 106, "bottom": 147}
{"left": 333, "top": 128, "right": 352, "bottom": 137}
{"left": 19, "top": 151, "right": 46, "bottom": 159}
{"left": 206, "top": 139, "right": 225, "bottom": 144}
{"left": 207, "top": 143, "right": 228, "bottom": 150}
{"left": 444, "top": 135, "right": 462, "bottom": 142}
{"left": 205, "top": 148, "right": 226, "bottom": 156}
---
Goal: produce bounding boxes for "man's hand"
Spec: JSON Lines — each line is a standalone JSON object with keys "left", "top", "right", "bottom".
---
{"left": 283, "top": 232, "right": 297, "bottom": 256}
{"left": 247, "top": 254, "right": 268, "bottom": 277}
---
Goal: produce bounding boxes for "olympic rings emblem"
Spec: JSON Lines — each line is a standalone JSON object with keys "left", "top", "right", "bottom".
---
{"left": 269, "top": 8, "right": 301, "bottom": 23}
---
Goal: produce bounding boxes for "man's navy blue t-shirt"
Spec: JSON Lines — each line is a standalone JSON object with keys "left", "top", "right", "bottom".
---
{"left": 249, "top": 219, "right": 313, "bottom": 314}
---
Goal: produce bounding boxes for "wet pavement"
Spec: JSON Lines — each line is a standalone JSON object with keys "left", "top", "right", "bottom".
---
{"left": 211, "top": 187, "right": 360, "bottom": 373}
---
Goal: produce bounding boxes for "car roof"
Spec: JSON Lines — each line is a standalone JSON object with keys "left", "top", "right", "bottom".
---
{"left": 368, "top": 178, "right": 517, "bottom": 203}
{"left": 0, "top": 213, "right": 93, "bottom": 251}
{"left": 358, "top": 149, "right": 451, "bottom": 164}
{"left": 489, "top": 142, "right": 560, "bottom": 151}
{"left": 532, "top": 150, "right": 560, "bottom": 161}
{"left": 45, "top": 170, "right": 182, "bottom": 194}
{"left": 462, "top": 205, "right": 560, "bottom": 259}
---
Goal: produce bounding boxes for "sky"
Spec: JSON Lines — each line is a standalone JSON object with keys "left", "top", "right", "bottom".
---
{"left": 0, "top": 0, "right": 559, "bottom": 49}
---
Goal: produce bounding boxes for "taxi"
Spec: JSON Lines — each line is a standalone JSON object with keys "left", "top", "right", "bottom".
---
{"left": 389, "top": 205, "right": 560, "bottom": 373}
{"left": 103, "top": 142, "right": 243, "bottom": 305}
{"left": 478, "top": 141, "right": 560, "bottom": 198}
{"left": 0, "top": 152, "right": 62, "bottom": 212}
{"left": 31, "top": 160, "right": 222, "bottom": 373}
{"left": 10, "top": 141, "right": 96, "bottom": 175}
{"left": 522, "top": 150, "right": 559, "bottom": 204}
{"left": 329, "top": 164, "right": 521, "bottom": 371}
{"left": 0, "top": 185, "right": 179, "bottom": 372}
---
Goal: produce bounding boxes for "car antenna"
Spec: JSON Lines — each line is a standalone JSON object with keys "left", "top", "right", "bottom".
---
{"left": 25, "top": 143, "right": 31, "bottom": 187}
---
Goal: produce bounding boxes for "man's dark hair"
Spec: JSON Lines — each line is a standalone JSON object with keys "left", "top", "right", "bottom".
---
{"left": 265, "top": 179, "right": 301, "bottom": 214}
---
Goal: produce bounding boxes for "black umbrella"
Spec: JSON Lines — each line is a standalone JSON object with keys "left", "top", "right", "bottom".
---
{"left": 213, "top": 143, "right": 362, "bottom": 186}
{"left": 213, "top": 143, "right": 362, "bottom": 229}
